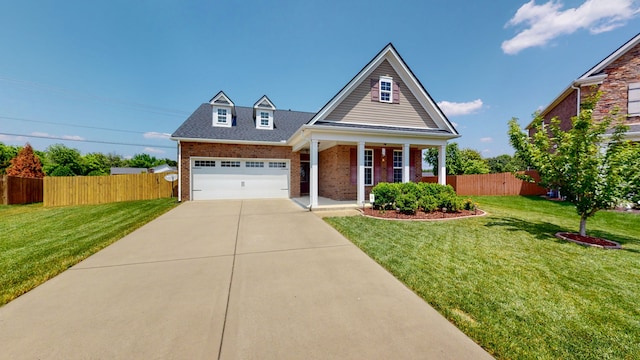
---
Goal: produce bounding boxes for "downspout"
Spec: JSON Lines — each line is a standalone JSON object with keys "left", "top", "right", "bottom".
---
{"left": 571, "top": 83, "right": 581, "bottom": 116}
{"left": 177, "top": 140, "right": 182, "bottom": 202}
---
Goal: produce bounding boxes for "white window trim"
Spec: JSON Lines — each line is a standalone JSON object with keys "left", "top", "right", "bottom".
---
{"left": 213, "top": 106, "right": 232, "bottom": 127}
{"left": 257, "top": 110, "right": 273, "bottom": 130}
{"left": 379, "top": 76, "right": 393, "bottom": 103}
{"left": 393, "top": 150, "right": 402, "bottom": 183}
{"left": 629, "top": 83, "right": 640, "bottom": 116}
{"left": 364, "top": 149, "right": 373, "bottom": 186}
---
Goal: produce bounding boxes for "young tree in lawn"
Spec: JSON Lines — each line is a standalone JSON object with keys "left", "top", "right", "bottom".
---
{"left": 508, "top": 94, "right": 638, "bottom": 237}
{"left": 6, "top": 143, "right": 45, "bottom": 178}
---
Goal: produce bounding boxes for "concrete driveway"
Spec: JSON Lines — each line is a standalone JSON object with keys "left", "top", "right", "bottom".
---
{"left": 0, "top": 199, "right": 493, "bottom": 359}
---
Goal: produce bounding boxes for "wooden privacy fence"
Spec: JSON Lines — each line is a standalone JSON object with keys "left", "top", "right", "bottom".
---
{"left": 422, "top": 171, "right": 546, "bottom": 196}
{"left": 44, "top": 173, "right": 177, "bottom": 207}
{"left": 0, "top": 175, "right": 44, "bottom": 205}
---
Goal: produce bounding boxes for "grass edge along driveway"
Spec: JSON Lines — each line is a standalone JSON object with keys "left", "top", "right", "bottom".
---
{"left": 0, "top": 198, "right": 178, "bottom": 306}
{"left": 325, "top": 196, "right": 640, "bottom": 360}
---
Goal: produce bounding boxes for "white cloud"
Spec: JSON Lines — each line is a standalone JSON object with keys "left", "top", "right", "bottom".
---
{"left": 480, "top": 137, "right": 493, "bottom": 143}
{"left": 31, "top": 131, "right": 51, "bottom": 137}
{"left": 62, "top": 135, "right": 85, "bottom": 141}
{"left": 437, "top": 99, "right": 483, "bottom": 117}
{"left": 0, "top": 134, "right": 27, "bottom": 142}
{"left": 144, "top": 147, "right": 165, "bottom": 154}
{"left": 502, "top": 0, "right": 639, "bottom": 55}
{"left": 482, "top": 149, "right": 492, "bottom": 155}
{"left": 143, "top": 131, "right": 171, "bottom": 140}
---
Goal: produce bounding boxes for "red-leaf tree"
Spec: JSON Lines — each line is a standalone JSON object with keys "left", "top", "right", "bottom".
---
{"left": 6, "top": 143, "right": 45, "bottom": 178}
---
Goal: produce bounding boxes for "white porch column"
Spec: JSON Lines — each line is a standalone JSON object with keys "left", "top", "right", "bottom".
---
{"left": 310, "top": 139, "right": 319, "bottom": 209}
{"left": 402, "top": 143, "right": 410, "bottom": 183}
{"left": 357, "top": 141, "right": 365, "bottom": 206}
{"left": 438, "top": 144, "right": 446, "bottom": 185}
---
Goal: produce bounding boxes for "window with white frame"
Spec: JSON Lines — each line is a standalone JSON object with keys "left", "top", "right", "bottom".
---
{"left": 393, "top": 150, "right": 403, "bottom": 183}
{"left": 629, "top": 83, "right": 640, "bottom": 115}
{"left": 194, "top": 160, "right": 215, "bottom": 167}
{"left": 379, "top": 77, "right": 392, "bottom": 103}
{"left": 220, "top": 161, "right": 240, "bottom": 167}
{"left": 364, "top": 149, "right": 373, "bottom": 186}
{"left": 216, "top": 108, "right": 228, "bottom": 124}
{"left": 269, "top": 161, "right": 287, "bottom": 168}
{"left": 260, "top": 111, "right": 270, "bottom": 126}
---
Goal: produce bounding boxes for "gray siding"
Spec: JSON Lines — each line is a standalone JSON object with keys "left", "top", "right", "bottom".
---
{"left": 325, "top": 60, "right": 437, "bottom": 129}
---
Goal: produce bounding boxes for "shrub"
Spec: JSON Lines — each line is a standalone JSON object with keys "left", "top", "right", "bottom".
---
{"left": 439, "top": 194, "right": 464, "bottom": 212}
{"left": 419, "top": 195, "right": 439, "bottom": 212}
{"left": 396, "top": 193, "right": 418, "bottom": 214}
{"left": 463, "top": 198, "right": 477, "bottom": 211}
{"left": 372, "top": 182, "right": 400, "bottom": 209}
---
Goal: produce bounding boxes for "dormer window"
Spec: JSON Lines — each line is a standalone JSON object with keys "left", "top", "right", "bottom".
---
{"left": 217, "top": 108, "right": 229, "bottom": 124}
{"left": 379, "top": 77, "right": 393, "bottom": 103}
{"left": 254, "top": 95, "right": 276, "bottom": 130}
{"left": 260, "top": 111, "right": 270, "bottom": 127}
{"left": 209, "top": 91, "right": 234, "bottom": 128}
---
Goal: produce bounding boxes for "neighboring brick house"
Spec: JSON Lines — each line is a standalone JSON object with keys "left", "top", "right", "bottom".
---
{"left": 171, "top": 43, "right": 459, "bottom": 208}
{"left": 528, "top": 32, "right": 640, "bottom": 141}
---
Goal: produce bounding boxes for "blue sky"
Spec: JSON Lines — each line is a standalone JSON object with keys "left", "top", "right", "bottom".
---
{"left": 1, "top": 0, "right": 639, "bottom": 160}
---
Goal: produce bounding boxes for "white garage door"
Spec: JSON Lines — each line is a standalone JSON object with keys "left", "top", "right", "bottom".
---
{"left": 191, "top": 158, "right": 290, "bottom": 200}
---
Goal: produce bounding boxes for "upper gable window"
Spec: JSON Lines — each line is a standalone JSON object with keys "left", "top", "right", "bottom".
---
{"left": 379, "top": 77, "right": 393, "bottom": 103}
{"left": 629, "top": 83, "right": 640, "bottom": 116}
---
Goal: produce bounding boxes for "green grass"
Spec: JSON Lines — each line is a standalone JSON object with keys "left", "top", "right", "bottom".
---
{"left": 325, "top": 196, "right": 640, "bottom": 360}
{"left": 0, "top": 198, "right": 178, "bottom": 306}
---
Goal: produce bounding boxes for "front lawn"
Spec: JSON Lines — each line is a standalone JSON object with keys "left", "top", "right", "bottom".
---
{"left": 325, "top": 196, "right": 640, "bottom": 360}
{"left": 0, "top": 198, "right": 178, "bottom": 306}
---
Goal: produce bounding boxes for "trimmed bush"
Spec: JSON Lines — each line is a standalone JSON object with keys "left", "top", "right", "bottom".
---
{"left": 396, "top": 193, "right": 418, "bottom": 214}
{"left": 373, "top": 182, "right": 468, "bottom": 214}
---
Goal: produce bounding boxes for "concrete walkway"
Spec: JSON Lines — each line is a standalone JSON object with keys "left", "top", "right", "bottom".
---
{"left": 0, "top": 199, "right": 493, "bottom": 359}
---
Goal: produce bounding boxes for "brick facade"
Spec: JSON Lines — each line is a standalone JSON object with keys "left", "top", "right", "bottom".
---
{"left": 537, "top": 41, "right": 640, "bottom": 137}
{"left": 179, "top": 142, "right": 299, "bottom": 201}
{"left": 594, "top": 42, "right": 640, "bottom": 124}
{"left": 180, "top": 142, "right": 425, "bottom": 202}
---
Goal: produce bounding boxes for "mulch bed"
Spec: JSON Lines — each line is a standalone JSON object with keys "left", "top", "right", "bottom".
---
{"left": 555, "top": 232, "right": 621, "bottom": 249}
{"left": 361, "top": 208, "right": 485, "bottom": 221}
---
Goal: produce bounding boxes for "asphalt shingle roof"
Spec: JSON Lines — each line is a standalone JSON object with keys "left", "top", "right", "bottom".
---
{"left": 172, "top": 104, "right": 315, "bottom": 142}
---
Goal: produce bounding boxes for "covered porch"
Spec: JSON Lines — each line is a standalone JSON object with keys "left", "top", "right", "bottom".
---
{"left": 290, "top": 125, "right": 450, "bottom": 209}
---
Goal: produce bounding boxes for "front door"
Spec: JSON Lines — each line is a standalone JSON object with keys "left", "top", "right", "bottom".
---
{"left": 300, "top": 161, "right": 310, "bottom": 195}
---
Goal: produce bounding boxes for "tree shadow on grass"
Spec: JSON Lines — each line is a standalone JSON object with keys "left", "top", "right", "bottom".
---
{"left": 484, "top": 217, "right": 640, "bottom": 253}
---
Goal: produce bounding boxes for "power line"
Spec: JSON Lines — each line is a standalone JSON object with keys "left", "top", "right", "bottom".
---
{"left": 0, "top": 132, "right": 175, "bottom": 149}
{"left": 0, "top": 115, "right": 169, "bottom": 135}
{"left": 0, "top": 76, "right": 191, "bottom": 117}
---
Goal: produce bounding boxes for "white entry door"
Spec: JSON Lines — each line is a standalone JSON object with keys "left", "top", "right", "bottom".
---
{"left": 191, "top": 158, "right": 289, "bottom": 200}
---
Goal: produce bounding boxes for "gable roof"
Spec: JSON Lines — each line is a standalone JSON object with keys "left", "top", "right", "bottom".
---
{"left": 579, "top": 32, "right": 640, "bottom": 80}
{"left": 171, "top": 104, "right": 314, "bottom": 143}
{"left": 306, "top": 43, "right": 458, "bottom": 135}
{"left": 253, "top": 95, "right": 276, "bottom": 110}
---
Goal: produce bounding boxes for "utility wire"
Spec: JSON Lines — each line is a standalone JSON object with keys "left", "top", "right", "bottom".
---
{"left": 0, "top": 115, "right": 170, "bottom": 136}
{"left": 0, "top": 76, "right": 191, "bottom": 117}
{"left": 0, "top": 132, "right": 175, "bottom": 149}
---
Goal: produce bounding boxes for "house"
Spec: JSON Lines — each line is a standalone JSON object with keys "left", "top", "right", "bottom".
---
{"left": 171, "top": 43, "right": 459, "bottom": 208}
{"left": 150, "top": 164, "right": 177, "bottom": 174}
{"left": 529, "top": 32, "right": 640, "bottom": 141}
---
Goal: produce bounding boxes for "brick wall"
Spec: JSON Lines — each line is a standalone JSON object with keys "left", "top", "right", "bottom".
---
{"left": 594, "top": 42, "right": 640, "bottom": 124}
{"left": 318, "top": 145, "right": 355, "bottom": 200}
{"left": 179, "top": 142, "right": 299, "bottom": 201}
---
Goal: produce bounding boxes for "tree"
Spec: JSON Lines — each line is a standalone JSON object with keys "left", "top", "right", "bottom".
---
{"left": 45, "top": 144, "right": 84, "bottom": 176}
{"left": 508, "top": 94, "right": 638, "bottom": 236}
{"left": 126, "top": 153, "right": 160, "bottom": 169}
{"left": 0, "top": 143, "right": 20, "bottom": 175}
{"left": 424, "top": 143, "right": 489, "bottom": 175}
{"left": 486, "top": 154, "right": 527, "bottom": 173}
{"left": 6, "top": 143, "right": 45, "bottom": 178}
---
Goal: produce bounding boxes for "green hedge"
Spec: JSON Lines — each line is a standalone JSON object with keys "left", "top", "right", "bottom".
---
{"left": 371, "top": 182, "right": 475, "bottom": 214}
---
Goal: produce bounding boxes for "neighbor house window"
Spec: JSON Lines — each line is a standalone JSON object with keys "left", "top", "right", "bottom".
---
{"left": 379, "top": 77, "right": 392, "bottom": 103}
{"left": 364, "top": 149, "right": 373, "bottom": 185}
{"left": 393, "top": 150, "right": 402, "bottom": 183}
{"left": 217, "top": 108, "right": 228, "bottom": 124}
{"left": 629, "top": 83, "right": 640, "bottom": 115}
